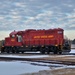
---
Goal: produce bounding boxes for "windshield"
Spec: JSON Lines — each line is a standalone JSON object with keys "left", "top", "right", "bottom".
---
{"left": 11, "top": 35, "right": 15, "bottom": 38}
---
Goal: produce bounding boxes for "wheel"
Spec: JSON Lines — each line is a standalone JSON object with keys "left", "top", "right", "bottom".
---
{"left": 1, "top": 50, "right": 4, "bottom": 53}
{"left": 7, "top": 50, "right": 9, "bottom": 53}
{"left": 47, "top": 49, "right": 50, "bottom": 54}
{"left": 40, "top": 48, "right": 45, "bottom": 54}
{"left": 16, "top": 50, "right": 19, "bottom": 53}
{"left": 5, "top": 47, "right": 9, "bottom": 53}
{"left": 12, "top": 50, "right": 15, "bottom": 53}
{"left": 59, "top": 51, "right": 62, "bottom": 54}
{"left": 53, "top": 47, "right": 58, "bottom": 54}
{"left": 1, "top": 47, "right": 4, "bottom": 53}
{"left": 12, "top": 47, "right": 16, "bottom": 53}
{"left": 22, "top": 51, "right": 24, "bottom": 53}
{"left": 54, "top": 50, "right": 57, "bottom": 54}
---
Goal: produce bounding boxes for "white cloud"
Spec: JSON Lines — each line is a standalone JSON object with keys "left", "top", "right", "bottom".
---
{"left": 0, "top": 0, "right": 75, "bottom": 31}
{"left": 67, "top": 13, "right": 75, "bottom": 19}
{"left": 0, "top": 0, "right": 75, "bottom": 40}
{"left": 0, "top": 16, "right": 4, "bottom": 20}
{"left": 63, "top": 4, "right": 73, "bottom": 7}
{"left": 69, "top": 25, "right": 75, "bottom": 28}
{"left": 25, "top": 11, "right": 53, "bottom": 24}
{"left": 11, "top": 15, "right": 21, "bottom": 19}
{"left": 14, "top": 2, "right": 26, "bottom": 8}
{"left": 35, "top": 11, "right": 53, "bottom": 19}
{"left": 10, "top": 11, "right": 19, "bottom": 15}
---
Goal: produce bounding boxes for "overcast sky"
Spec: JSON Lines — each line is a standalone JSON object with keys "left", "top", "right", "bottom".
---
{"left": 0, "top": 0, "right": 75, "bottom": 40}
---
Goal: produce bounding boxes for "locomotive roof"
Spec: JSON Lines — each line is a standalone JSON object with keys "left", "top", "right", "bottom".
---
{"left": 25, "top": 28, "right": 63, "bottom": 31}
{"left": 10, "top": 30, "right": 24, "bottom": 35}
{"left": 10, "top": 28, "right": 63, "bottom": 35}
{"left": 10, "top": 31, "right": 18, "bottom": 35}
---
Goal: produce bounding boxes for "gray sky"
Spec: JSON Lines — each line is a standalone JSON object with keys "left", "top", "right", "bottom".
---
{"left": 0, "top": 0, "right": 75, "bottom": 40}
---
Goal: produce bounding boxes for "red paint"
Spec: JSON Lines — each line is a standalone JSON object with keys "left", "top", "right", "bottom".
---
{"left": 4, "top": 28, "right": 64, "bottom": 46}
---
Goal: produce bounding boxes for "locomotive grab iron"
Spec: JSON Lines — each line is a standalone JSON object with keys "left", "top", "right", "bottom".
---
{"left": 1, "top": 28, "right": 71, "bottom": 54}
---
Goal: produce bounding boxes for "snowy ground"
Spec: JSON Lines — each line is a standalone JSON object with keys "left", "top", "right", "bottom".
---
{"left": 0, "top": 61, "right": 66, "bottom": 75}
{"left": 0, "top": 54, "right": 49, "bottom": 58}
{"left": 70, "top": 49, "right": 75, "bottom": 53}
{"left": 0, "top": 61, "right": 50, "bottom": 75}
{"left": 0, "top": 60, "right": 74, "bottom": 75}
{"left": 0, "top": 49, "right": 75, "bottom": 75}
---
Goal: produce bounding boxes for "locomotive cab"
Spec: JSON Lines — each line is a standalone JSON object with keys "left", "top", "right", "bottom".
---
{"left": 10, "top": 31, "right": 23, "bottom": 43}
{"left": 1, "top": 31, "right": 23, "bottom": 53}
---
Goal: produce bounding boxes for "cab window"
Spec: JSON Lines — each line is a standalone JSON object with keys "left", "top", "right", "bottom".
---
{"left": 17, "top": 35, "right": 22, "bottom": 42}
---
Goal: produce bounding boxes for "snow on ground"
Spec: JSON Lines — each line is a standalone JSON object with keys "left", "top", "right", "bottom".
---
{"left": 70, "top": 49, "right": 75, "bottom": 53}
{"left": 0, "top": 55, "right": 49, "bottom": 58}
{"left": 0, "top": 61, "right": 50, "bottom": 75}
{"left": 0, "top": 61, "right": 66, "bottom": 75}
{"left": 0, "top": 49, "right": 75, "bottom": 75}
{"left": 0, "top": 54, "right": 74, "bottom": 59}
{"left": 67, "top": 66, "right": 75, "bottom": 68}
{"left": 0, "top": 60, "right": 75, "bottom": 75}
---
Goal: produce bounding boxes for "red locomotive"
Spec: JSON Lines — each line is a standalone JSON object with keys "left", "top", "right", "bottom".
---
{"left": 1, "top": 28, "right": 71, "bottom": 54}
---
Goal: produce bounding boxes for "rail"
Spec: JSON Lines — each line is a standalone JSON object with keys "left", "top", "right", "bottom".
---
{"left": 0, "top": 56, "right": 75, "bottom": 65}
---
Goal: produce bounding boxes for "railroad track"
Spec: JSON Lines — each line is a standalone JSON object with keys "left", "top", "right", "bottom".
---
{"left": 0, "top": 56, "right": 75, "bottom": 66}
{"left": 0, "top": 52, "right": 75, "bottom": 55}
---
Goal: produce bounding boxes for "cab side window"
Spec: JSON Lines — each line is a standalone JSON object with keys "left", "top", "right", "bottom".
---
{"left": 17, "top": 35, "right": 22, "bottom": 42}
